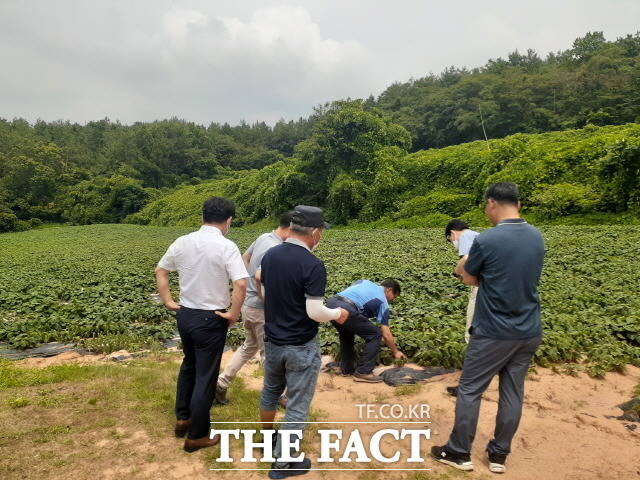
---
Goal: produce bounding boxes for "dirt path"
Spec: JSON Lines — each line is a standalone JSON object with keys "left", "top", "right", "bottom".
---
{"left": 225, "top": 353, "right": 640, "bottom": 480}
{"left": 8, "top": 351, "right": 640, "bottom": 479}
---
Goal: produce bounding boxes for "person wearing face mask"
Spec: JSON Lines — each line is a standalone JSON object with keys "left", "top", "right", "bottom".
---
{"left": 258, "top": 205, "right": 349, "bottom": 479}
{"left": 155, "top": 196, "right": 249, "bottom": 453}
{"left": 215, "top": 211, "right": 295, "bottom": 406}
{"left": 445, "top": 219, "right": 479, "bottom": 345}
{"left": 433, "top": 183, "right": 544, "bottom": 474}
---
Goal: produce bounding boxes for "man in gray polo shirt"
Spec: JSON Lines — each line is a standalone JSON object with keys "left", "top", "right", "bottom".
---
{"left": 432, "top": 182, "right": 544, "bottom": 474}
{"left": 216, "top": 211, "right": 294, "bottom": 404}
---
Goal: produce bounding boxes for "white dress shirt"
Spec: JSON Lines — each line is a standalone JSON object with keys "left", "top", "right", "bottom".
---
{"left": 157, "top": 225, "right": 249, "bottom": 310}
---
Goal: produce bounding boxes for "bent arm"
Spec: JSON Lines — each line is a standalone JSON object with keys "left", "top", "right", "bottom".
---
{"left": 255, "top": 269, "right": 264, "bottom": 303}
{"left": 455, "top": 255, "right": 479, "bottom": 287}
{"left": 155, "top": 266, "right": 179, "bottom": 311}
{"left": 305, "top": 298, "right": 341, "bottom": 323}
{"left": 228, "top": 278, "right": 247, "bottom": 322}
{"left": 242, "top": 251, "right": 252, "bottom": 270}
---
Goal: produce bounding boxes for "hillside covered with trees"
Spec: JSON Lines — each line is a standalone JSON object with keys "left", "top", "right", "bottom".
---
{"left": 1, "top": 31, "right": 639, "bottom": 232}
{"left": 129, "top": 109, "right": 640, "bottom": 228}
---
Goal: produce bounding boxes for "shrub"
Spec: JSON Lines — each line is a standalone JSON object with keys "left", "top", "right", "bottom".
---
{"left": 530, "top": 183, "right": 600, "bottom": 218}
{"left": 397, "top": 190, "right": 476, "bottom": 218}
{"left": 29, "top": 218, "right": 43, "bottom": 228}
{"left": 0, "top": 212, "right": 20, "bottom": 233}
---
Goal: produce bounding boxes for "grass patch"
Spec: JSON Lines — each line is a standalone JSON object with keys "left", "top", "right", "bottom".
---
{"left": 8, "top": 397, "right": 29, "bottom": 408}
{"left": 395, "top": 384, "right": 423, "bottom": 396}
{"left": 0, "top": 353, "right": 266, "bottom": 479}
{"left": 0, "top": 359, "right": 98, "bottom": 389}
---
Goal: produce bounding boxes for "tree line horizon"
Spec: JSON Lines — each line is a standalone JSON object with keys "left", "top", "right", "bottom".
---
{"left": 1, "top": 31, "right": 639, "bottom": 231}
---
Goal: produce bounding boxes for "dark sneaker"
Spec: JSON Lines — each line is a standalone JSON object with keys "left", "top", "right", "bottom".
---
{"left": 215, "top": 386, "right": 228, "bottom": 405}
{"left": 353, "top": 372, "right": 383, "bottom": 383}
{"left": 431, "top": 445, "right": 474, "bottom": 471}
{"left": 261, "top": 430, "right": 279, "bottom": 456}
{"left": 268, "top": 457, "right": 312, "bottom": 479}
{"left": 446, "top": 386, "right": 458, "bottom": 397}
{"left": 487, "top": 450, "right": 507, "bottom": 474}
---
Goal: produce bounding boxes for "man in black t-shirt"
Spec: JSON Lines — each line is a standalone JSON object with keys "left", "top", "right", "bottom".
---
{"left": 258, "top": 205, "right": 348, "bottom": 479}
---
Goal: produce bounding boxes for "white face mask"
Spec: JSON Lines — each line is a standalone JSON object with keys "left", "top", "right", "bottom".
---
{"left": 452, "top": 239, "right": 459, "bottom": 249}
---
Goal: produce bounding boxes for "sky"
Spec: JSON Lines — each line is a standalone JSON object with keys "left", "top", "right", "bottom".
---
{"left": 1, "top": 0, "right": 638, "bottom": 126}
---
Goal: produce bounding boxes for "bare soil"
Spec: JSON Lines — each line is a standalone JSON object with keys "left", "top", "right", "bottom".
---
{"left": 4, "top": 350, "right": 639, "bottom": 480}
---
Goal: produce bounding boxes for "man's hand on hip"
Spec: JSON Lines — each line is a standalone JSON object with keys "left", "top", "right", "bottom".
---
{"left": 165, "top": 300, "right": 180, "bottom": 312}
{"left": 215, "top": 310, "right": 239, "bottom": 327}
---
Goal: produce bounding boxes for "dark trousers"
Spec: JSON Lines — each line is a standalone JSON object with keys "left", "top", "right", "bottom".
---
{"left": 175, "top": 307, "right": 228, "bottom": 440}
{"left": 446, "top": 334, "right": 542, "bottom": 456}
{"left": 326, "top": 297, "right": 382, "bottom": 375}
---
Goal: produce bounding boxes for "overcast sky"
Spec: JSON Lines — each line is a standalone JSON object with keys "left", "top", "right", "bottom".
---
{"left": 1, "top": 0, "right": 638, "bottom": 126}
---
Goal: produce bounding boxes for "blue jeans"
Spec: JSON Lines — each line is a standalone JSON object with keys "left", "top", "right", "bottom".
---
{"left": 260, "top": 336, "right": 321, "bottom": 463}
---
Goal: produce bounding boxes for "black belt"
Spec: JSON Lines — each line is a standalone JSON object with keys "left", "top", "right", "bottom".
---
{"left": 335, "top": 295, "right": 358, "bottom": 309}
{"left": 264, "top": 336, "right": 314, "bottom": 346}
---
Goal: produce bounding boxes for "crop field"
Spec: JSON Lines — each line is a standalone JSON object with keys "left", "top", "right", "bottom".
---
{"left": 1, "top": 224, "right": 639, "bottom": 376}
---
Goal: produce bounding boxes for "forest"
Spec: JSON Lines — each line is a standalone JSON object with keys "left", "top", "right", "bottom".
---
{"left": 1, "top": 31, "right": 639, "bottom": 232}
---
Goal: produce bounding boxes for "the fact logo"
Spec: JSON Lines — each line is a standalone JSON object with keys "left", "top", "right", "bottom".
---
{"left": 210, "top": 403, "right": 432, "bottom": 470}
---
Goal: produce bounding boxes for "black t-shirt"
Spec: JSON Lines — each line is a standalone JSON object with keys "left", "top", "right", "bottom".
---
{"left": 261, "top": 241, "right": 327, "bottom": 345}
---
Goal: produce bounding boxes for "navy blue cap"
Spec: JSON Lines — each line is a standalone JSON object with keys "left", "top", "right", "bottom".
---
{"left": 291, "top": 205, "right": 330, "bottom": 229}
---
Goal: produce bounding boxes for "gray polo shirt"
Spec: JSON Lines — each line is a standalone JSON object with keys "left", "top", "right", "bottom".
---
{"left": 464, "top": 218, "right": 545, "bottom": 340}
{"left": 244, "top": 231, "right": 284, "bottom": 309}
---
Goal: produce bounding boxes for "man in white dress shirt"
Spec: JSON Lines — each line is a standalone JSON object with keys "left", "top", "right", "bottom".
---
{"left": 155, "top": 196, "right": 248, "bottom": 453}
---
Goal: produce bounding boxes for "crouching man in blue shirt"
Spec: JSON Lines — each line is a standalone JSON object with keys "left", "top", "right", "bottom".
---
{"left": 326, "top": 279, "right": 405, "bottom": 383}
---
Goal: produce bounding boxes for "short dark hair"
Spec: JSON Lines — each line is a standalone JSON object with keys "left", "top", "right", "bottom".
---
{"left": 203, "top": 196, "right": 235, "bottom": 223}
{"left": 279, "top": 211, "right": 295, "bottom": 228}
{"left": 445, "top": 219, "right": 469, "bottom": 239}
{"left": 381, "top": 279, "right": 401, "bottom": 296}
{"left": 484, "top": 182, "right": 519, "bottom": 206}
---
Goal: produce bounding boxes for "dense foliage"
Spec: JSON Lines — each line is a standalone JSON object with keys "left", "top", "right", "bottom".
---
{"left": 133, "top": 120, "right": 640, "bottom": 227}
{"left": 2, "top": 32, "right": 639, "bottom": 232}
{"left": 373, "top": 31, "right": 640, "bottom": 150}
{"left": 0, "top": 118, "right": 308, "bottom": 230}
{"left": 1, "top": 224, "right": 638, "bottom": 376}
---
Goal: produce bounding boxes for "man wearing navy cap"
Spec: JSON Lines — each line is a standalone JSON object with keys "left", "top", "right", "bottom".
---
{"left": 258, "top": 205, "right": 348, "bottom": 479}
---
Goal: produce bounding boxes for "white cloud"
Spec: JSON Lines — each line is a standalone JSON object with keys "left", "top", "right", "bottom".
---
{"left": 162, "top": 10, "right": 208, "bottom": 40}
{"left": 0, "top": 0, "right": 638, "bottom": 125}
{"left": 0, "top": 3, "right": 374, "bottom": 124}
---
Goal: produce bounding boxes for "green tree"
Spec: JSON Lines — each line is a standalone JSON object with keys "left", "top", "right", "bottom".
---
{"left": 295, "top": 100, "right": 411, "bottom": 218}
{"left": 597, "top": 138, "right": 640, "bottom": 212}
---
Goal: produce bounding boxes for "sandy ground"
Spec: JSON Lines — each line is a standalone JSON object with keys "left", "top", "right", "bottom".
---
{"left": 13, "top": 349, "right": 640, "bottom": 479}
{"left": 224, "top": 352, "right": 640, "bottom": 480}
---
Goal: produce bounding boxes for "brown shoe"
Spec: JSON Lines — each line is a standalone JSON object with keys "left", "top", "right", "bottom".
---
{"left": 353, "top": 372, "right": 384, "bottom": 383}
{"left": 174, "top": 419, "right": 190, "bottom": 438}
{"left": 183, "top": 434, "right": 220, "bottom": 453}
